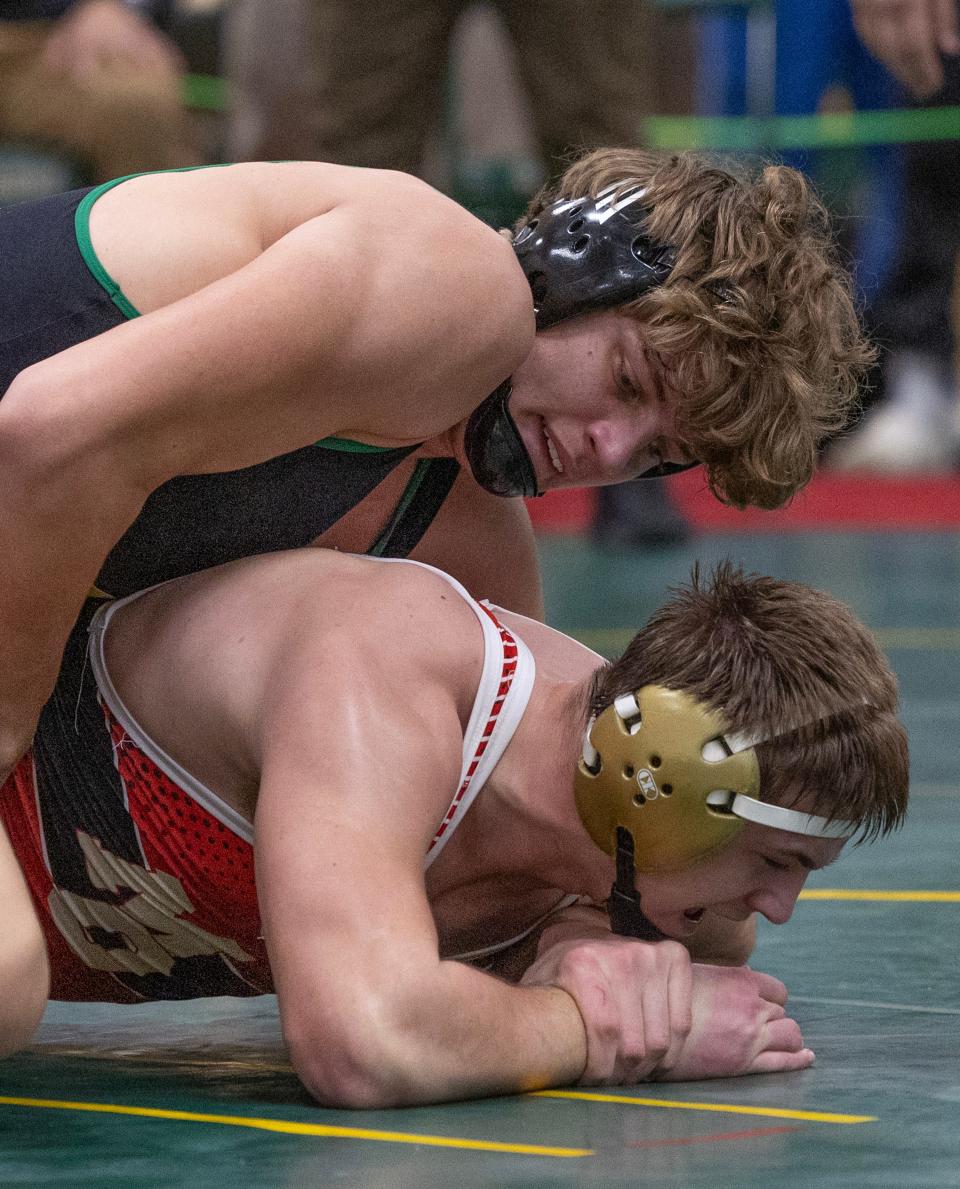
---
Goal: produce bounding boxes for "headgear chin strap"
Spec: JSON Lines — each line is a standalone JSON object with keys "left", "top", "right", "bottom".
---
{"left": 574, "top": 685, "right": 856, "bottom": 878}
{"left": 464, "top": 181, "right": 698, "bottom": 498}
{"left": 463, "top": 381, "right": 539, "bottom": 498}
{"left": 607, "top": 826, "right": 669, "bottom": 942}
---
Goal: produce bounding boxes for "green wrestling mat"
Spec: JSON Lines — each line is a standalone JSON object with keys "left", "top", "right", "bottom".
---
{"left": 2, "top": 529, "right": 958, "bottom": 1187}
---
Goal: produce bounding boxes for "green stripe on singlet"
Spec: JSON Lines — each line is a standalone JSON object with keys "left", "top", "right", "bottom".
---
{"left": 74, "top": 165, "right": 232, "bottom": 320}
{"left": 314, "top": 438, "right": 398, "bottom": 453}
{"left": 72, "top": 166, "right": 395, "bottom": 456}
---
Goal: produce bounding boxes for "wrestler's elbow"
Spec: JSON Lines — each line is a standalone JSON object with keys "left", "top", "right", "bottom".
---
{"left": 0, "top": 370, "right": 55, "bottom": 476}
{"left": 0, "top": 1005, "right": 44, "bottom": 1060}
{"left": 291, "top": 1051, "right": 397, "bottom": 1110}
{"left": 1, "top": 367, "right": 155, "bottom": 532}
{"left": 286, "top": 1014, "right": 414, "bottom": 1109}
{"left": 284, "top": 987, "right": 441, "bottom": 1109}
{"left": 1, "top": 373, "right": 85, "bottom": 494}
{"left": 3, "top": 363, "right": 153, "bottom": 491}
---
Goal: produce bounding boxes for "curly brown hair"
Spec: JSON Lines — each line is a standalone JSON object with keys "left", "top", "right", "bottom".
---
{"left": 520, "top": 150, "right": 875, "bottom": 509}
{"left": 585, "top": 563, "right": 908, "bottom": 841}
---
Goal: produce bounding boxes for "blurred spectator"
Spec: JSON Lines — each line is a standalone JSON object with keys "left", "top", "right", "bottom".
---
{"left": 0, "top": 0, "right": 203, "bottom": 185}
{"left": 695, "top": 0, "right": 902, "bottom": 308}
{"left": 228, "top": 0, "right": 693, "bottom": 549}
{"left": 229, "top": 1, "right": 665, "bottom": 176}
{"left": 829, "top": 0, "right": 960, "bottom": 471}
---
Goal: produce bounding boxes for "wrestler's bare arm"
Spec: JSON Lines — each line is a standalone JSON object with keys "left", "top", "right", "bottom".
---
{"left": 0, "top": 168, "right": 534, "bottom": 772}
{"left": 251, "top": 589, "right": 589, "bottom": 1108}
{"left": 0, "top": 819, "right": 50, "bottom": 1057}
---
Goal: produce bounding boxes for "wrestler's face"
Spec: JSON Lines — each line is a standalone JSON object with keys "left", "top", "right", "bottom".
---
{"left": 505, "top": 309, "right": 695, "bottom": 492}
{"left": 631, "top": 817, "right": 847, "bottom": 942}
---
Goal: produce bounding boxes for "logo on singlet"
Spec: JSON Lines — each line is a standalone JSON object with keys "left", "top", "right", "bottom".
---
{"left": 47, "top": 831, "right": 252, "bottom": 977}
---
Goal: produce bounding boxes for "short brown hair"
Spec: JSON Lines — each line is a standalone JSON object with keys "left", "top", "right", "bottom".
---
{"left": 520, "top": 149, "right": 875, "bottom": 509}
{"left": 586, "top": 563, "right": 908, "bottom": 841}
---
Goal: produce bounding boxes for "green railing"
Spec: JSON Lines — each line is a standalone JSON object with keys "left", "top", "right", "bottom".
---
{"left": 182, "top": 73, "right": 229, "bottom": 113}
{"left": 645, "top": 105, "right": 960, "bottom": 150}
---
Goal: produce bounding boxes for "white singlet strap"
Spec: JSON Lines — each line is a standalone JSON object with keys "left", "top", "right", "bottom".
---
{"left": 373, "top": 559, "right": 537, "bottom": 868}
{"left": 88, "top": 598, "right": 256, "bottom": 843}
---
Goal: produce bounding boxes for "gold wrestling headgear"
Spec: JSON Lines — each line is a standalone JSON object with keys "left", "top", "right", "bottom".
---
{"left": 575, "top": 685, "right": 855, "bottom": 875}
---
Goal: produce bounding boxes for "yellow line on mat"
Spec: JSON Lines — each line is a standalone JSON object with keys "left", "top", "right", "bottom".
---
{"left": 532, "top": 1090, "right": 875, "bottom": 1124}
{"left": 799, "top": 889, "right": 960, "bottom": 902}
{"left": 875, "top": 627, "right": 960, "bottom": 650}
{"left": 0, "top": 1096, "right": 591, "bottom": 1158}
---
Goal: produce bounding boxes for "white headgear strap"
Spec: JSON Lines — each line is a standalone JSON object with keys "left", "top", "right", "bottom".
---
{"left": 700, "top": 728, "right": 855, "bottom": 839}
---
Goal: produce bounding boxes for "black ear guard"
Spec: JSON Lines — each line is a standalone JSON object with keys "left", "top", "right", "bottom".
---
{"left": 513, "top": 181, "right": 676, "bottom": 330}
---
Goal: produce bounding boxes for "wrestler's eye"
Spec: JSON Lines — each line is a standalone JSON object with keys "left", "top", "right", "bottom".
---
{"left": 618, "top": 365, "right": 640, "bottom": 399}
{"left": 643, "top": 349, "right": 671, "bottom": 405}
{"left": 761, "top": 855, "right": 790, "bottom": 872}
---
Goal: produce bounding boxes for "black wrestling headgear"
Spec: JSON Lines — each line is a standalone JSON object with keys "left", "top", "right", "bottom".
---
{"left": 514, "top": 180, "right": 675, "bottom": 330}
{"left": 465, "top": 181, "right": 694, "bottom": 498}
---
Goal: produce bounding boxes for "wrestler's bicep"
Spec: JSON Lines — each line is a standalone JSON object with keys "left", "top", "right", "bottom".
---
{"left": 252, "top": 635, "right": 462, "bottom": 985}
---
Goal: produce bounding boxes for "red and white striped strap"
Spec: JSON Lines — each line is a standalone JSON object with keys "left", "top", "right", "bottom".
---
{"left": 423, "top": 603, "right": 535, "bottom": 867}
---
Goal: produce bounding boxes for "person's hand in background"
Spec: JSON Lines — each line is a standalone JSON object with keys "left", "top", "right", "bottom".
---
{"left": 42, "top": 0, "right": 184, "bottom": 80}
{"left": 850, "top": 0, "right": 960, "bottom": 97}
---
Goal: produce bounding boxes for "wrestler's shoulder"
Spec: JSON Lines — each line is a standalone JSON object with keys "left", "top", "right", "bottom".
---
{"left": 219, "top": 548, "right": 484, "bottom": 627}
{"left": 307, "top": 165, "right": 532, "bottom": 305}
{"left": 245, "top": 162, "right": 533, "bottom": 348}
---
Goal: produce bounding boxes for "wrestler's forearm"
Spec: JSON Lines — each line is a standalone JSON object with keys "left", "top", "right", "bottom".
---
{"left": 406, "top": 961, "right": 590, "bottom": 1103}
{"left": 287, "top": 959, "right": 588, "bottom": 1109}
{"left": 0, "top": 395, "right": 149, "bottom": 770}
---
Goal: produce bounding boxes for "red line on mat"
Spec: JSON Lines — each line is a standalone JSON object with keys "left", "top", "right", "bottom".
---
{"left": 626, "top": 1124, "right": 801, "bottom": 1149}
{"left": 526, "top": 473, "right": 960, "bottom": 534}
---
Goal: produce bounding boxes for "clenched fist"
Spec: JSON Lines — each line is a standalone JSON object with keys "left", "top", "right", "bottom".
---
{"left": 521, "top": 934, "right": 693, "bottom": 1084}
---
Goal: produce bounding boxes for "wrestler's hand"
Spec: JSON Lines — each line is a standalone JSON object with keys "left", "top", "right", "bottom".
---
{"left": 654, "top": 963, "right": 813, "bottom": 1081}
{"left": 850, "top": 0, "right": 960, "bottom": 97}
{"left": 520, "top": 935, "right": 693, "bottom": 1085}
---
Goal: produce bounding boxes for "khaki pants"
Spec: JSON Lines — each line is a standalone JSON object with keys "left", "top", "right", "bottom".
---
{"left": 0, "top": 21, "right": 202, "bottom": 183}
